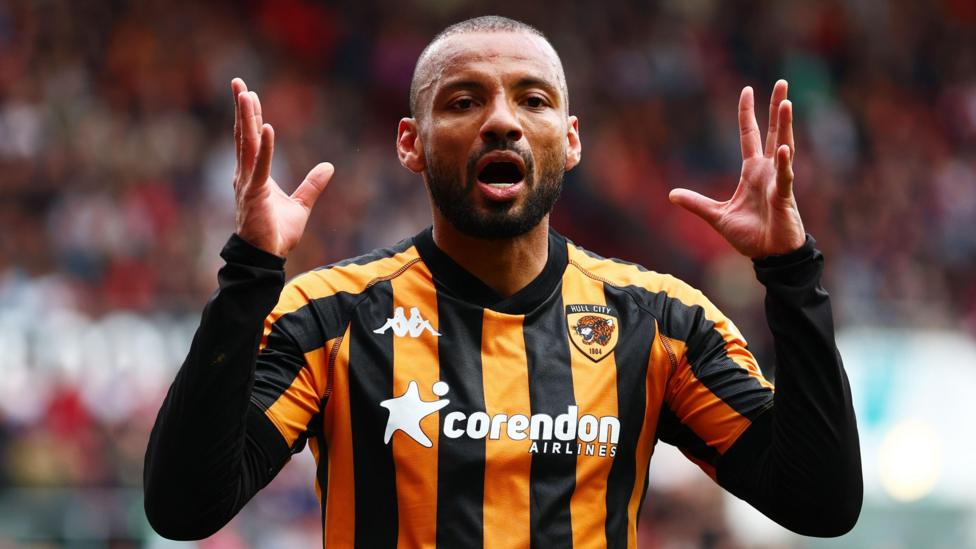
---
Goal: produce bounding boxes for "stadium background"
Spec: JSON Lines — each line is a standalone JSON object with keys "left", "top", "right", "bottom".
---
{"left": 1, "top": 0, "right": 974, "bottom": 547}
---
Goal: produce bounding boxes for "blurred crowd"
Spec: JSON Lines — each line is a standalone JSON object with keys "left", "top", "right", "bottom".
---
{"left": 0, "top": 0, "right": 974, "bottom": 546}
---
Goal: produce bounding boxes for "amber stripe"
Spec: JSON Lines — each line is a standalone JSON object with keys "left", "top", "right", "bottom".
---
{"left": 323, "top": 325, "right": 355, "bottom": 548}
{"left": 481, "top": 310, "right": 532, "bottom": 549}
{"left": 624, "top": 326, "right": 671, "bottom": 547}
{"left": 263, "top": 343, "right": 332, "bottom": 446}
{"left": 390, "top": 264, "right": 442, "bottom": 548}
{"left": 664, "top": 338, "right": 754, "bottom": 455}
{"left": 561, "top": 270, "right": 617, "bottom": 549}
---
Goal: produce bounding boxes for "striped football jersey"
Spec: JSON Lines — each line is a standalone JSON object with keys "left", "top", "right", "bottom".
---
{"left": 250, "top": 226, "right": 774, "bottom": 548}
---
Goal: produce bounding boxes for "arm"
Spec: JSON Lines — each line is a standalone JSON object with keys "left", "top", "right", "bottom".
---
{"left": 656, "top": 243, "right": 861, "bottom": 536}
{"left": 143, "top": 78, "right": 334, "bottom": 539}
{"left": 668, "top": 81, "right": 862, "bottom": 535}
{"left": 717, "top": 238, "right": 862, "bottom": 537}
{"left": 143, "top": 235, "right": 293, "bottom": 539}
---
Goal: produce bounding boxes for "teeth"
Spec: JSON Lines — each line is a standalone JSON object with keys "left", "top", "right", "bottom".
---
{"left": 488, "top": 183, "right": 514, "bottom": 188}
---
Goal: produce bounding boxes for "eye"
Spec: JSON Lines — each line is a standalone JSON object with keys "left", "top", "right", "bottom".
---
{"left": 450, "top": 97, "right": 476, "bottom": 111}
{"left": 523, "top": 95, "right": 549, "bottom": 109}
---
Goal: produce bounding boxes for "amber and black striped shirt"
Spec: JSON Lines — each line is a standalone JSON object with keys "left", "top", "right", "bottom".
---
{"left": 145, "top": 227, "right": 862, "bottom": 545}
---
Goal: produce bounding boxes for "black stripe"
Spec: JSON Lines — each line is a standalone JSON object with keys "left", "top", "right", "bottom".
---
{"left": 655, "top": 404, "right": 721, "bottom": 466}
{"left": 252, "top": 291, "right": 362, "bottom": 411}
{"left": 348, "top": 280, "right": 398, "bottom": 548}
{"left": 435, "top": 295, "right": 486, "bottom": 548}
{"left": 524, "top": 295, "right": 575, "bottom": 549}
{"left": 603, "top": 284, "right": 653, "bottom": 549}
{"left": 245, "top": 402, "right": 292, "bottom": 477}
{"left": 630, "top": 285, "right": 773, "bottom": 420}
{"left": 315, "top": 431, "right": 329, "bottom": 537}
{"left": 279, "top": 291, "right": 364, "bottom": 352}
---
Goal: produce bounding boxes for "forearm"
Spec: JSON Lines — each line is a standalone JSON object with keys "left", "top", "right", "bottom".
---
{"left": 144, "top": 235, "right": 291, "bottom": 539}
{"left": 717, "top": 236, "right": 863, "bottom": 536}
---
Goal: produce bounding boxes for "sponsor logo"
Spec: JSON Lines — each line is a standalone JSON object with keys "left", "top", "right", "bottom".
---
{"left": 380, "top": 380, "right": 450, "bottom": 447}
{"left": 381, "top": 380, "right": 619, "bottom": 458}
{"left": 566, "top": 304, "right": 619, "bottom": 362}
{"left": 374, "top": 306, "right": 441, "bottom": 338}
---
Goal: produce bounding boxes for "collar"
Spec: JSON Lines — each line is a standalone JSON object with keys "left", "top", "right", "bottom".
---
{"left": 412, "top": 225, "right": 568, "bottom": 315}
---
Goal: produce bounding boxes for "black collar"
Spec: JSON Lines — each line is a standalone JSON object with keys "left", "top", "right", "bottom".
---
{"left": 413, "top": 226, "right": 568, "bottom": 315}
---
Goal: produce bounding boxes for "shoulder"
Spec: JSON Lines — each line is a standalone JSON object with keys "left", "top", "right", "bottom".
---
{"left": 564, "top": 240, "right": 745, "bottom": 343}
{"left": 564, "top": 239, "right": 706, "bottom": 308}
{"left": 279, "top": 236, "right": 423, "bottom": 309}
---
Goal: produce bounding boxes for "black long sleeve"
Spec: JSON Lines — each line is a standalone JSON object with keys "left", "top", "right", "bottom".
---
{"left": 144, "top": 235, "right": 293, "bottom": 540}
{"left": 716, "top": 236, "right": 863, "bottom": 537}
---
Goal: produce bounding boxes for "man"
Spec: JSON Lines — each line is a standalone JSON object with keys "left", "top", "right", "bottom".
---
{"left": 144, "top": 16, "right": 862, "bottom": 547}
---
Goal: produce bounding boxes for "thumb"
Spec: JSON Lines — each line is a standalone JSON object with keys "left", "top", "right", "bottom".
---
{"left": 668, "top": 188, "right": 723, "bottom": 226}
{"left": 292, "top": 162, "right": 335, "bottom": 210}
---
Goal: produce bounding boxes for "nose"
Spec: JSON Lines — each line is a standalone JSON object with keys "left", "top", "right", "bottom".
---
{"left": 480, "top": 96, "right": 523, "bottom": 143}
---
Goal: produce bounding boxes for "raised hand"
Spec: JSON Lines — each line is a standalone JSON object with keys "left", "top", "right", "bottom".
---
{"left": 232, "top": 78, "right": 334, "bottom": 258}
{"left": 669, "top": 80, "right": 805, "bottom": 259}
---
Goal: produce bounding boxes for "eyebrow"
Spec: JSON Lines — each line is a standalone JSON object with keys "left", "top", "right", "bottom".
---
{"left": 513, "top": 76, "right": 559, "bottom": 96}
{"left": 435, "top": 76, "right": 562, "bottom": 104}
{"left": 436, "top": 79, "right": 489, "bottom": 96}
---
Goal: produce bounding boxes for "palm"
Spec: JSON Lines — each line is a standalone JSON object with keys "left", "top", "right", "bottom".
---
{"left": 235, "top": 175, "right": 317, "bottom": 256}
{"left": 670, "top": 81, "right": 805, "bottom": 259}
{"left": 231, "top": 78, "right": 334, "bottom": 258}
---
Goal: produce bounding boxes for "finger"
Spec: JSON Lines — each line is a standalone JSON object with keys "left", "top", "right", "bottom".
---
{"left": 775, "top": 144, "right": 793, "bottom": 198}
{"left": 668, "top": 188, "right": 723, "bottom": 226}
{"left": 232, "top": 78, "right": 248, "bottom": 181}
{"left": 292, "top": 162, "right": 335, "bottom": 210}
{"left": 239, "top": 91, "right": 260, "bottom": 177}
{"left": 764, "top": 80, "right": 788, "bottom": 157}
{"left": 248, "top": 123, "right": 275, "bottom": 197}
{"left": 249, "top": 91, "right": 263, "bottom": 130}
{"left": 776, "top": 99, "right": 795, "bottom": 161}
{"left": 738, "top": 86, "right": 762, "bottom": 159}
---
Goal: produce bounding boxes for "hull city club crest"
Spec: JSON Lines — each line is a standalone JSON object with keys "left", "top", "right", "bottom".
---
{"left": 566, "top": 304, "right": 619, "bottom": 362}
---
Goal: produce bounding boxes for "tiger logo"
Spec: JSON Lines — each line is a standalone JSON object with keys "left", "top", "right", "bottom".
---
{"left": 573, "top": 315, "right": 616, "bottom": 347}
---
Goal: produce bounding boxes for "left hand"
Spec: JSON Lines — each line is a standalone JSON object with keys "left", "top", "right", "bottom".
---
{"left": 669, "top": 80, "right": 805, "bottom": 259}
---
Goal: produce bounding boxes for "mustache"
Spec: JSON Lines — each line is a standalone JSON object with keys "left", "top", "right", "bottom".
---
{"left": 466, "top": 138, "right": 534, "bottom": 186}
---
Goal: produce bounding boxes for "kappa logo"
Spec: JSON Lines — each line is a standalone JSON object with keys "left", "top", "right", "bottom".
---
{"left": 566, "top": 304, "right": 619, "bottom": 362}
{"left": 373, "top": 306, "right": 441, "bottom": 337}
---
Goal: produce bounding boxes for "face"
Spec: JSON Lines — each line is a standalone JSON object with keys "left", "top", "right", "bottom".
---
{"left": 397, "top": 31, "right": 581, "bottom": 239}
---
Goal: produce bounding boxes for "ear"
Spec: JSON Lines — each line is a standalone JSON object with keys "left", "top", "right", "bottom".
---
{"left": 564, "top": 115, "right": 581, "bottom": 171}
{"left": 397, "top": 118, "right": 425, "bottom": 173}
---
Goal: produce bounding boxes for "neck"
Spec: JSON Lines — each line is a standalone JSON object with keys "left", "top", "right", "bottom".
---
{"left": 431, "top": 214, "right": 550, "bottom": 298}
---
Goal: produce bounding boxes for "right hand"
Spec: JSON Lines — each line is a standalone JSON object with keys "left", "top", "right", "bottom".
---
{"left": 232, "top": 78, "right": 334, "bottom": 258}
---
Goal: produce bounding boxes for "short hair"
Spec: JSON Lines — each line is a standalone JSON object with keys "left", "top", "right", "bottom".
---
{"left": 409, "top": 16, "right": 567, "bottom": 116}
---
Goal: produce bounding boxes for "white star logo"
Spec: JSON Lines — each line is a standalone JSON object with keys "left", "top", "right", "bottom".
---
{"left": 379, "top": 380, "right": 450, "bottom": 447}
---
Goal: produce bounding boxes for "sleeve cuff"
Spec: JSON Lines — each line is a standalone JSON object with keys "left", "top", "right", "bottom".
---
{"left": 220, "top": 234, "right": 286, "bottom": 270}
{"left": 752, "top": 234, "right": 823, "bottom": 288}
{"left": 752, "top": 234, "right": 817, "bottom": 268}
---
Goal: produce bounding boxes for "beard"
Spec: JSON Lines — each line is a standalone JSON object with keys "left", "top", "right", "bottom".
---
{"left": 425, "top": 139, "right": 565, "bottom": 239}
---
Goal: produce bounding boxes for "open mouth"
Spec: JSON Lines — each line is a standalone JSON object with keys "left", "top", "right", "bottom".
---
{"left": 477, "top": 161, "right": 525, "bottom": 187}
